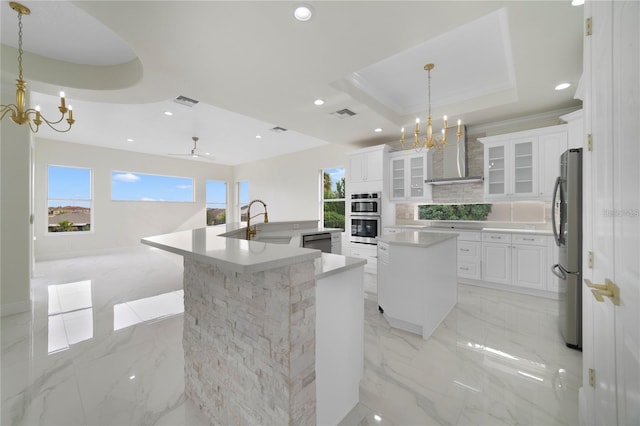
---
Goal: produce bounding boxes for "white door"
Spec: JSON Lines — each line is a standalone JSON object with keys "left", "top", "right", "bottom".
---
{"left": 582, "top": 1, "right": 640, "bottom": 424}
{"left": 611, "top": 1, "right": 640, "bottom": 423}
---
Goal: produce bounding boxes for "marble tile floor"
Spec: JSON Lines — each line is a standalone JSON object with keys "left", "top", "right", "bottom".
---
{"left": 1, "top": 246, "right": 582, "bottom": 425}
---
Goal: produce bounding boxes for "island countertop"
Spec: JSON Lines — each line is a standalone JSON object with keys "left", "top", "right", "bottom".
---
{"left": 142, "top": 227, "right": 322, "bottom": 274}
{"left": 377, "top": 230, "right": 458, "bottom": 248}
{"left": 142, "top": 225, "right": 364, "bottom": 276}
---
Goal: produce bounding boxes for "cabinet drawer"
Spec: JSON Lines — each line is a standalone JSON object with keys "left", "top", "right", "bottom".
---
{"left": 458, "top": 261, "right": 481, "bottom": 280}
{"left": 482, "top": 232, "right": 511, "bottom": 243}
{"left": 457, "top": 231, "right": 482, "bottom": 242}
{"left": 458, "top": 241, "right": 480, "bottom": 258}
{"left": 331, "top": 232, "right": 342, "bottom": 242}
{"left": 512, "top": 234, "right": 546, "bottom": 246}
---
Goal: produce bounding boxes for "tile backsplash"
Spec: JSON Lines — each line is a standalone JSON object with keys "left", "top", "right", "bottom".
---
{"left": 396, "top": 200, "right": 551, "bottom": 227}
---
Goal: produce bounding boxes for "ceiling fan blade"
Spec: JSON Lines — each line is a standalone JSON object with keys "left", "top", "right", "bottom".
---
{"left": 167, "top": 136, "right": 214, "bottom": 160}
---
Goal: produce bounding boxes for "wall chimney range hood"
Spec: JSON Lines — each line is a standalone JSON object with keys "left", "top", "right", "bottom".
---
{"left": 425, "top": 176, "right": 483, "bottom": 185}
{"left": 425, "top": 126, "right": 483, "bottom": 185}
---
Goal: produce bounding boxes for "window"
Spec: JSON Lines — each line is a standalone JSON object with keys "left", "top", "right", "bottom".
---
{"left": 111, "top": 171, "right": 193, "bottom": 202}
{"left": 238, "top": 181, "right": 249, "bottom": 222}
{"left": 47, "top": 165, "right": 92, "bottom": 233}
{"left": 322, "top": 167, "right": 345, "bottom": 230}
{"left": 206, "top": 180, "right": 227, "bottom": 226}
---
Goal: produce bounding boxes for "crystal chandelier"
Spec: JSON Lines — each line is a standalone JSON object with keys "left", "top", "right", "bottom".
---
{"left": 1, "top": 2, "right": 75, "bottom": 133}
{"left": 400, "top": 63, "right": 461, "bottom": 151}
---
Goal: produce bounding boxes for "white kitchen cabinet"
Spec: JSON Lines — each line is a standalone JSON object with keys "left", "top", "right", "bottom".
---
{"left": 454, "top": 231, "right": 482, "bottom": 281}
{"left": 483, "top": 138, "right": 538, "bottom": 199}
{"left": 538, "top": 132, "right": 568, "bottom": 197}
{"left": 482, "top": 233, "right": 512, "bottom": 285}
{"left": 348, "top": 145, "right": 388, "bottom": 190}
{"left": 480, "top": 125, "right": 568, "bottom": 200}
{"left": 482, "top": 232, "right": 548, "bottom": 291}
{"left": 388, "top": 151, "right": 432, "bottom": 202}
{"left": 511, "top": 234, "right": 546, "bottom": 290}
{"left": 349, "top": 243, "right": 377, "bottom": 274}
{"left": 560, "top": 109, "right": 584, "bottom": 150}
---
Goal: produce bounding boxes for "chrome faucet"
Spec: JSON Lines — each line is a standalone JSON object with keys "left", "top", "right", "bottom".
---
{"left": 246, "top": 199, "right": 269, "bottom": 240}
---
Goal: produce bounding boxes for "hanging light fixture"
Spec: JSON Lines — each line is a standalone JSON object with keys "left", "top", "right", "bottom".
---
{"left": 400, "top": 63, "right": 461, "bottom": 151}
{"left": 1, "top": 2, "right": 75, "bottom": 133}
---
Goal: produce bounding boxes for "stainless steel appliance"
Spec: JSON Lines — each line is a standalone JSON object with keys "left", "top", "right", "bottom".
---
{"left": 551, "top": 148, "right": 582, "bottom": 350}
{"left": 302, "top": 233, "right": 332, "bottom": 253}
{"left": 350, "top": 215, "right": 381, "bottom": 245}
{"left": 350, "top": 192, "right": 381, "bottom": 215}
{"left": 350, "top": 192, "right": 381, "bottom": 244}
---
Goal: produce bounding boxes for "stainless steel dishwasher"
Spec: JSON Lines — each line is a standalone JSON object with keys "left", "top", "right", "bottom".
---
{"left": 302, "top": 233, "right": 332, "bottom": 253}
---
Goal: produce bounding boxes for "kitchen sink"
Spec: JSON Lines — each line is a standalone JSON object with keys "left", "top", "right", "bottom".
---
{"left": 252, "top": 236, "right": 292, "bottom": 244}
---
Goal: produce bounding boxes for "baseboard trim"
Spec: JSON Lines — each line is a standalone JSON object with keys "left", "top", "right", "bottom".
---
{"left": 1, "top": 299, "right": 31, "bottom": 317}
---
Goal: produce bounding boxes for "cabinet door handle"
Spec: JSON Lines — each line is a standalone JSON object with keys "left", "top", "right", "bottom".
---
{"left": 460, "top": 267, "right": 469, "bottom": 271}
{"left": 522, "top": 237, "right": 535, "bottom": 241}
{"left": 460, "top": 248, "right": 470, "bottom": 252}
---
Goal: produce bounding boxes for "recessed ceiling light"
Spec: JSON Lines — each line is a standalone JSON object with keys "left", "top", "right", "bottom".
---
{"left": 555, "top": 82, "right": 571, "bottom": 91}
{"left": 256, "top": 135, "right": 262, "bottom": 139}
{"left": 374, "top": 128, "right": 383, "bottom": 133}
{"left": 314, "top": 99, "right": 325, "bottom": 106}
{"left": 163, "top": 111, "right": 173, "bottom": 116}
{"left": 127, "top": 138, "right": 134, "bottom": 142}
{"left": 294, "top": 5, "right": 313, "bottom": 21}
{"left": 571, "top": 0, "right": 584, "bottom": 5}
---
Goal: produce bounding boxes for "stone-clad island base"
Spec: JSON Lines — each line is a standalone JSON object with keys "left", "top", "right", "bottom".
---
{"left": 183, "top": 257, "right": 317, "bottom": 425}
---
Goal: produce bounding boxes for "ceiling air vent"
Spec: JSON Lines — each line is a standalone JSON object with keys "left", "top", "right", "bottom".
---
{"left": 332, "top": 108, "right": 356, "bottom": 119}
{"left": 269, "top": 126, "right": 288, "bottom": 133}
{"left": 173, "top": 95, "right": 199, "bottom": 107}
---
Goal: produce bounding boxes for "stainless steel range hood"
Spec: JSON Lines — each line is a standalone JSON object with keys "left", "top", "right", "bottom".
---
{"left": 425, "top": 126, "right": 483, "bottom": 185}
{"left": 425, "top": 176, "right": 483, "bottom": 185}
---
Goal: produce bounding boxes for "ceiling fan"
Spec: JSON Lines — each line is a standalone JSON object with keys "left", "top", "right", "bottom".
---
{"left": 169, "top": 136, "right": 214, "bottom": 160}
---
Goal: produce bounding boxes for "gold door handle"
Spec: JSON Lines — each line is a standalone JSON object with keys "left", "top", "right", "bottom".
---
{"left": 584, "top": 278, "right": 620, "bottom": 305}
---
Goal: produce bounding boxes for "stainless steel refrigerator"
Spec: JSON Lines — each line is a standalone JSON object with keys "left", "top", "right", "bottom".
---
{"left": 552, "top": 148, "right": 582, "bottom": 350}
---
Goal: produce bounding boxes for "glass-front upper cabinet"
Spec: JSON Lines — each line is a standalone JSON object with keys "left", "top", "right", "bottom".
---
{"left": 486, "top": 145, "right": 506, "bottom": 196}
{"left": 388, "top": 151, "right": 432, "bottom": 201}
{"left": 482, "top": 138, "right": 538, "bottom": 199}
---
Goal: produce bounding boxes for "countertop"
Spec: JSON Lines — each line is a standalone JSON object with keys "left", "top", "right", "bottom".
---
{"left": 377, "top": 231, "right": 458, "bottom": 248}
{"left": 387, "top": 225, "right": 553, "bottom": 236}
{"left": 142, "top": 224, "right": 362, "bottom": 276}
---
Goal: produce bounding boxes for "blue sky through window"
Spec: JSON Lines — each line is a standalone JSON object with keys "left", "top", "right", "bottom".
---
{"left": 325, "top": 167, "right": 345, "bottom": 192}
{"left": 48, "top": 165, "right": 91, "bottom": 208}
{"left": 206, "top": 181, "right": 226, "bottom": 206}
{"left": 111, "top": 171, "right": 193, "bottom": 202}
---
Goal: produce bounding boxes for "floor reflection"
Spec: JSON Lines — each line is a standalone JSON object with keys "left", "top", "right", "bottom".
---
{"left": 113, "top": 290, "right": 184, "bottom": 331}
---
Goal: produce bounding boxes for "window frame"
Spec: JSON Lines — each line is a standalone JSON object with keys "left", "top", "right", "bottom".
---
{"left": 110, "top": 170, "right": 194, "bottom": 203}
{"left": 47, "top": 164, "right": 93, "bottom": 234}
{"left": 206, "top": 180, "right": 228, "bottom": 226}
{"left": 320, "top": 167, "right": 346, "bottom": 231}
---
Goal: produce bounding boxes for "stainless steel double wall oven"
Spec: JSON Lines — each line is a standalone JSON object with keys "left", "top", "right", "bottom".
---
{"left": 350, "top": 192, "right": 381, "bottom": 245}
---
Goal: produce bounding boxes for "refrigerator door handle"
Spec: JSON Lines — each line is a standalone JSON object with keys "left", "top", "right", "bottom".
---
{"left": 551, "top": 263, "right": 567, "bottom": 280}
{"left": 552, "top": 263, "right": 581, "bottom": 280}
{"left": 551, "top": 176, "right": 562, "bottom": 247}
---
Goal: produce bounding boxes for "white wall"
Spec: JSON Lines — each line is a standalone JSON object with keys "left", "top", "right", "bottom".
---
{"left": 1, "top": 91, "right": 33, "bottom": 315}
{"left": 34, "top": 139, "right": 233, "bottom": 260}
{"left": 234, "top": 144, "right": 354, "bottom": 223}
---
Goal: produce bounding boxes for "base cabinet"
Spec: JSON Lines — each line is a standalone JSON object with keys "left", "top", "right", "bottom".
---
{"left": 482, "top": 234, "right": 512, "bottom": 285}
{"left": 349, "top": 243, "right": 377, "bottom": 274}
{"left": 482, "top": 233, "right": 547, "bottom": 291}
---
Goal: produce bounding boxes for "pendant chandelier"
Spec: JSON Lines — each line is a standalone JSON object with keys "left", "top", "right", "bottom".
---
{"left": 1, "top": 2, "right": 75, "bottom": 133}
{"left": 400, "top": 63, "right": 461, "bottom": 151}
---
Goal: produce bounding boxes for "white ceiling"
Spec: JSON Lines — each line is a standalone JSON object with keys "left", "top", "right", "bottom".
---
{"left": 1, "top": 1, "right": 584, "bottom": 166}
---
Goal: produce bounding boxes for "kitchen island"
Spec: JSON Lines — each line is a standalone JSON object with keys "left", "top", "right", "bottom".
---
{"left": 377, "top": 231, "right": 458, "bottom": 340}
{"left": 141, "top": 225, "right": 364, "bottom": 426}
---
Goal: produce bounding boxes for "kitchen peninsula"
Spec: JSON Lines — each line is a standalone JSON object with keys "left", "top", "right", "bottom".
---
{"left": 141, "top": 224, "right": 364, "bottom": 426}
{"left": 377, "top": 231, "right": 458, "bottom": 340}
